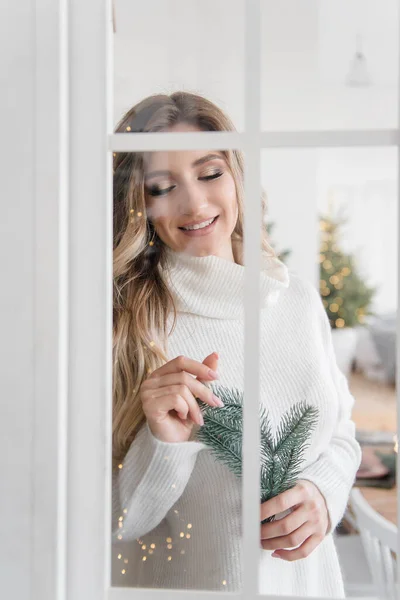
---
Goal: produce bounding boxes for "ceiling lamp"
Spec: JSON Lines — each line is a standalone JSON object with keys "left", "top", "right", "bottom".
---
{"left": 346, "top": 34, "right": 371, "bottom": 87}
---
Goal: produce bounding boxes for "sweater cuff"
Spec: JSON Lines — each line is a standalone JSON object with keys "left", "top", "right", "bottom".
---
{"left": 298, "top": 453, "right": 358, "bottom": 536}
{"left": 142, "top": 420, "right": 207, "bottom": 458}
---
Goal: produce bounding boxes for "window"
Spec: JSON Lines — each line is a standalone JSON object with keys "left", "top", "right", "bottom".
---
{"left": 30, "top": 1, "right": 399, "bottom": 598}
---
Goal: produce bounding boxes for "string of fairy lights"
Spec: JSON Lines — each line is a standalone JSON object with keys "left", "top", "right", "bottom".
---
{"left": 111, "top": 172, "right": 212, "bottom": 577}
{"left": 114, "top": 490, "right": 228, "bottom": 586}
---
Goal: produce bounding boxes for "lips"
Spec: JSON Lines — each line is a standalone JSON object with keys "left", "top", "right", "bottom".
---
{"left": 178, "top": 215, "right": 219, "bottom": 237}
{"left": 179, "top": 216, "right": 218, "bottom": 230}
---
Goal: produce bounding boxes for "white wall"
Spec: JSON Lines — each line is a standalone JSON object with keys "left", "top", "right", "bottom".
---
{"left": 114, "top": 0, "right": 399, "bottom": 129}
{"left": 1, "top": 2, "right": 65, "bottom": 598}
{"left": 262, "top": 149, "right": 319, "bottom": 285}
{"left": 0, "top": 1, "right": 35, "bottom": 597}
{"left": 114, "top": 0, "right": 245, "bottom": 129}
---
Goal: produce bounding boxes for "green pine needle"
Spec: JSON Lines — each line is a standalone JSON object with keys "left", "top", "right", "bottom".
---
{"left": 196, "top": 383, "right": 319, "bottom": 524}
{"left": 196, "top": 386, "right": 243, "bottom": 478}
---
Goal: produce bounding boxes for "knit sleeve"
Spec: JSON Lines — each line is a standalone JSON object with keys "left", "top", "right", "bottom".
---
{"left": 112, "top": 421, "right": 207, "bottom": 542}
{"left": 297, "top": 283, "right": 362, "bottom": 536}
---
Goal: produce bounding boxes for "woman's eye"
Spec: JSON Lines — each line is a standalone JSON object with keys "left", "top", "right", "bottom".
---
{"left": 147, "top": 185, "right": 175, "bottom": 197}
{"left": 146, "top": 171, "right": 223, "bottom": 196}
{"left": 200, "top": 171, "right": 223, "bottom": 181}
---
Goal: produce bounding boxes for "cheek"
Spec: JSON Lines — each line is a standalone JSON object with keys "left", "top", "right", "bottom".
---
{"left": 148, "top": 201, "right": 180, "bottom": 230}
{"left": 217, "top": 177, "right": 238, "bottom": 216}
{"left": 146, "top": 202, "right": 178, "bottom": 241}
{"left": 146, "top": 200, "right": 171, "bottom": 222}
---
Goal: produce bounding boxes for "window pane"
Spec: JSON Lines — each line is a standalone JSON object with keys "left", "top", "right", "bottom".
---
{"left": 259, "top": 147, "right": 397, "bottom": 595}
{"left": 111, "top": 141, "right": 245, "bottom": 591}
{"left": 114, "top": 0, "right": 245, "bottom": 131}
{"left": 261, "top": 0, "right": 399, "bottom": 130}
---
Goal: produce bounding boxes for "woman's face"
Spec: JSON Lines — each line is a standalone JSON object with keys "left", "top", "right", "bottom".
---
{"left": 143, "top": 122, "right": 239, "bottom": 260}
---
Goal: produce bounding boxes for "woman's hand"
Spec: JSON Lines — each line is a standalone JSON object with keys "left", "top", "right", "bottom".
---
{"left": 260, "top": 479, "right": 330, "bottom": 561}
{"left": 139, "top": 352, "right": 223, "bottom": 443}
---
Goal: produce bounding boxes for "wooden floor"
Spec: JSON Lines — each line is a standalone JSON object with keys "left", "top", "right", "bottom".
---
{"left": 350, "top": 369, "right": 397, "bottom": 433}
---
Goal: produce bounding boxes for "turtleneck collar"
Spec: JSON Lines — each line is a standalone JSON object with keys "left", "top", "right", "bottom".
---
{"left": 162, "top": 245, "right": 290, "bottom": 320}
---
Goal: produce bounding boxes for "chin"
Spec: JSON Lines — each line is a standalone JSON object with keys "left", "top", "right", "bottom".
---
{"left": 181, "top": 240, "right": 218, "bottom": 256}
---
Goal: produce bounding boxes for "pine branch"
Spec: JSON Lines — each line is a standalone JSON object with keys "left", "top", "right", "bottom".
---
{"left": 196, "top": 387, "right": 243, "bottom": 478}
{"left": 196, "top": 383, "right": 319, "bottom": 524}
{"left": 259, "top": 402, "right": 274, "bottom": 499}
{"left": 268, "top": 401, "right": 319, "bottom": 498}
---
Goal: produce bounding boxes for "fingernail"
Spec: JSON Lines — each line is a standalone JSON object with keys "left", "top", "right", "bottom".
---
{"left": 214, "top": 394, "right": 224, "bottom": 407}
{"left": 213, "top": 352, "right": 219, "bottom": 359}
{"left": 208, "top": 369, "right": 219, "bottom": 379}
{"left": 271, "top": 552, "right": 279, "bottom": 558}
{"left": 198, "top": 413, "right": 204, "bottom": 426}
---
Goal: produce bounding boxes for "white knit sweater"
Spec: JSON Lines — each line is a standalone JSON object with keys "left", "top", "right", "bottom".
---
{"left": 112, "top": 247, "right": 362, "bottom": 596}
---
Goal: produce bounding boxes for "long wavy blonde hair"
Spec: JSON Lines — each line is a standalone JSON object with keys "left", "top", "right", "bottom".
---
{"left": 112, "top": 91, "right": 277, "bottom": 469}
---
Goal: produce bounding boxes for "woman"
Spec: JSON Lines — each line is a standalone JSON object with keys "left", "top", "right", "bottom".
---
{"left": 112, "top": 91, "right": 362, "bottom": 596}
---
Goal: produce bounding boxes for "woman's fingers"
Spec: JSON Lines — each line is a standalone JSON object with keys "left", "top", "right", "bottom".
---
{"left": 140, "top": 354, "right": 222, "bottom": 435}
{"left": 163, "top": 392, "right": 191, "bottom": 422}
{"left": 260, "top": 506, "right": 306, "bottom": 541}
{"left": 147, "top": 354, "right": 219, "bottom": 382}
{"left": 148, "top": 384, "right": 205, "bottom": 425}
{"left": 142, "top": 371, "right": 222, "bottom": 408}
{"left": 271, "top": 533, "right": 322, "bottom": 561}
{"left": 202, "top": 351, "right": 219, "bottom": 374}
{"left": 261, "top": 522, "right": 315, "bottom": 552}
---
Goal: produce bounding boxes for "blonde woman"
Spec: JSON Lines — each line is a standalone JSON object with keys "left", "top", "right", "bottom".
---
{"left": 112, "top": 91, "right": 361, "bottom": 596}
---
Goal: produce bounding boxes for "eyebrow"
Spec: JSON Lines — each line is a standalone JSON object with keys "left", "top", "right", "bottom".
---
{"left": 144, "top": 153, "right": 224, "bottom": 182}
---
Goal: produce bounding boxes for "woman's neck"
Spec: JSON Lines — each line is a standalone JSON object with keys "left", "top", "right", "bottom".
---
{"left": 174, "top": 240, "right": 237, "bottom": 264}
{"left": 162, "top": 242, "right": 290, "bottom": 320}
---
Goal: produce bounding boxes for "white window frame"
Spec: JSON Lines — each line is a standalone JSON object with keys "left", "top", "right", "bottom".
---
{"left": 33, "top": 0, "right": 399, "bottom": 599}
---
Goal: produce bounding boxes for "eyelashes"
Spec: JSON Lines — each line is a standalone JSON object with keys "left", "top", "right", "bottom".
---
{"left": 146, "top": 171, "right": 224, "bottom": 197}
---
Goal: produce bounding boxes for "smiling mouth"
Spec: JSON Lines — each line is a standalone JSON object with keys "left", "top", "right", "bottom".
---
{"left": 179, "top": 216, "right": 219, "bottom": 231}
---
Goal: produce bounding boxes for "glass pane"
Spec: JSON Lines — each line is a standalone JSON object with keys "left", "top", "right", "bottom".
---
{"left": 261, "top": 0, "right": 399, "bottom": 130}
{"left": 114, "top": 0, "right": 245, "bottom": 131}
{"left": 259, "top": 147, "right": 397, "bottom": 596}
{"left": 111, "top": 118, "right": 246, "bottom": 589}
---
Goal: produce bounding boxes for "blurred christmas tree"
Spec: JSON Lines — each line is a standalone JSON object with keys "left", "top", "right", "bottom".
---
{"left": 319, "top": 211, "right": 377, "bottom": 329}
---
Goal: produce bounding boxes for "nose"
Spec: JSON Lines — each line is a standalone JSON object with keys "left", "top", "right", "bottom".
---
{"left": 179, "top": 182, "right": 209, "bottom": 217}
